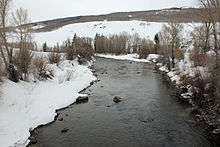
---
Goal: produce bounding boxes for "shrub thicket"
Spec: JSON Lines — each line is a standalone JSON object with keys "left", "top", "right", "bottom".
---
{"left": 64, "top": 34, "right": 94, "bottom": 60}
{"left": 190, "top": 49, "right": 208, "bottom": 67}
{"left": 94, "top": 33, "right": 128, "bottom": 55}
{"left": 32, "top": 57, "right": 53, "bottom": 81}
{"left": 48, "top": 48, "right": 62, "bottom": 65}
{"left": 75, "top": 37, "right": 94, "bottom": 60}
{"left": 138, "top": 39, "right": 154, "bottom": 59}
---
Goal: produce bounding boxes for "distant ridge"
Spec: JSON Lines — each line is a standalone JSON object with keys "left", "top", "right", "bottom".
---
{"left": 19, "top": 8, "right": 219, "bottom": 33}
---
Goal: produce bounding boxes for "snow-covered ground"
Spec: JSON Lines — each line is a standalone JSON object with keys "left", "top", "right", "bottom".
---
{"left": 0, "top": 60, "right": 96, "bottom": 147}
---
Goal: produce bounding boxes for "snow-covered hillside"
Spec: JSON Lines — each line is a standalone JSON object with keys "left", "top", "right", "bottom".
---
{"left": 34, "top": 21, "right": 197, "bottom": 47}
{"left": 15, "top": 0, "right": 197, "bottom": 22}
{"left": 34, "top": 21, "right": 161, "bottom": 46}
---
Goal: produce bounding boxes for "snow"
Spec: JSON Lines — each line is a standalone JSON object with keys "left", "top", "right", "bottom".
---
{"left": 0, "top": 60, "right": 96, "bottom": 147}
{"left": 32, "top": 24, "right": 45, "bottom": 30}
{"left": 96, "top": 53, "right": 160, "bottom": 63}
{"left": 181, "top": 92, "right": 193, "bottom": 99}
{"left": 146, "top": 54, "right": 160, "bottom": 62}
{"left": 159, "top": 66, "right": 169, "bottom": 73}
{"left": 167, "top": 71, "right": 176, "bottom": 78}
{"left": 170, "top": 74, "right": 181, "bottom": 84}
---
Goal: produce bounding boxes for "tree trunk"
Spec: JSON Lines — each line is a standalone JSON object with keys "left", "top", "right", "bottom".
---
{"left": 204, "top": 22, "right": 211, "bottom": 52}
{"left": 213, "top": 23, "right": 219, "bottom": 69}
{"left": 171, "top": 40, "right": 175, "bottom": 69}
{"left": 0, "top": 47, "right": 8, "bottom": 68}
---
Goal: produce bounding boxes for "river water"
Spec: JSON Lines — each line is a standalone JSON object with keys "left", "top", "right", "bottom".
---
{"left": 29, "top": 57, "right": 217, "bottom": 147}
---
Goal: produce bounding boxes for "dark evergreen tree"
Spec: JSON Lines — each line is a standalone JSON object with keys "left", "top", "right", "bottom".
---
{"left": 154, "top": 33, "right": 160, "bottom": 54}
{"left": 42, "top": 42, "right": 48, "bottom": 52}
{"left": 94, "top": 33, "right": 100, "bottom": 52}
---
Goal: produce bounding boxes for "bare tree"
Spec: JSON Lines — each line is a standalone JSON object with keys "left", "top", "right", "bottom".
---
{"left": 195, "top": 0, "right": 220, "bottom": 128}
{"left": 0, "top": 0, "right": 12, "bottom": 68}
{"left": 191, "top": 24, "right": 212, "bottom": 52}
{"left": 199, "top": 0, "right": 220, "bottom": 68}
{"left": 138, "top": 38, "right": 154, "bottom": 59}
{"left": 12, "top": 8, "right": 32, "bottom": 48}
{"left": 160, "top": 23, "right": 183, "bottom": 69}
{"left": 128, "top": 33, "right": 141, "bottom": 53}
{"left": 12, "top": 7, "right": 33, "bottom": 80}
{"left": 0, "top": 0, "right": 20, "bottom": 82}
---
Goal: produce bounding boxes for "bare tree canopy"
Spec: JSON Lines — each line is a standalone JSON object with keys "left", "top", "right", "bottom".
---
{"left": 0, "top": 0, "right": 12, "bottom": 70}
{"left": 12, "top": 7, "right": 32, "bottom": 43}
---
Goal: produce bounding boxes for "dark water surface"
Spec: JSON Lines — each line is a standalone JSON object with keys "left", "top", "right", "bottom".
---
{"left": 29, "top": 57, "right": 217, "bottom": 147}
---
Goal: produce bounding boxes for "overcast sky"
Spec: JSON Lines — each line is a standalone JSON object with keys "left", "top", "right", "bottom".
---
{"left": 14, "top": 0, "right": 198, "bottom": 22}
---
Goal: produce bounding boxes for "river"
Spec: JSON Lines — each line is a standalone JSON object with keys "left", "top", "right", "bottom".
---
{"left": 28, "top": 57, "right": 217, "bottom": 147}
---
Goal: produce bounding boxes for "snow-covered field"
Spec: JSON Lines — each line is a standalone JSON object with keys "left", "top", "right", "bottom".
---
{"left": 0, "top": 60, "right": 96, "bottom": 147}
{"left": 34, "top": 21, "right": 197, "bottom": 47}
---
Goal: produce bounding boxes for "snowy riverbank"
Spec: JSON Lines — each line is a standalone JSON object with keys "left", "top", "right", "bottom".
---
{"left": 0, "top": 60, "right": 96, "bottom": 147}
{"left": 96, "top": 53, "right": 160, "bottom": 63}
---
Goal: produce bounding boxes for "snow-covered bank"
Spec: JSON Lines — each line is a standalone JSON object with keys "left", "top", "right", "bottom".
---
{"left": 0, "top": 60, "right": 96, "bottom": 147}
{"left": 96, "top": 53, "right": 160, "bottom": 63}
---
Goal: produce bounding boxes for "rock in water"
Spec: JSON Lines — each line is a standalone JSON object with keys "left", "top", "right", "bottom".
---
{"left": 213, "top": 129, "right": 220, "bottom": 134}
{"left": 129, "top": 61, "right": 133, "bottom": 64}
{"left": 61, "top": 128, "right": 69, "bottom": 133}
{"left": 113, "top": 96, "right": 123, "bottom": 103}
{"left": 58, "top": 117, "right": 64, "bottom": 121}
{"left": 76, "top": 96, "right": 89, "bottom": 104}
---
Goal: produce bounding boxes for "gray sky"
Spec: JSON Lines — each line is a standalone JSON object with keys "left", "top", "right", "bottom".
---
{"left": 14, "top": 0, "right": 197, "bottom": 22}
